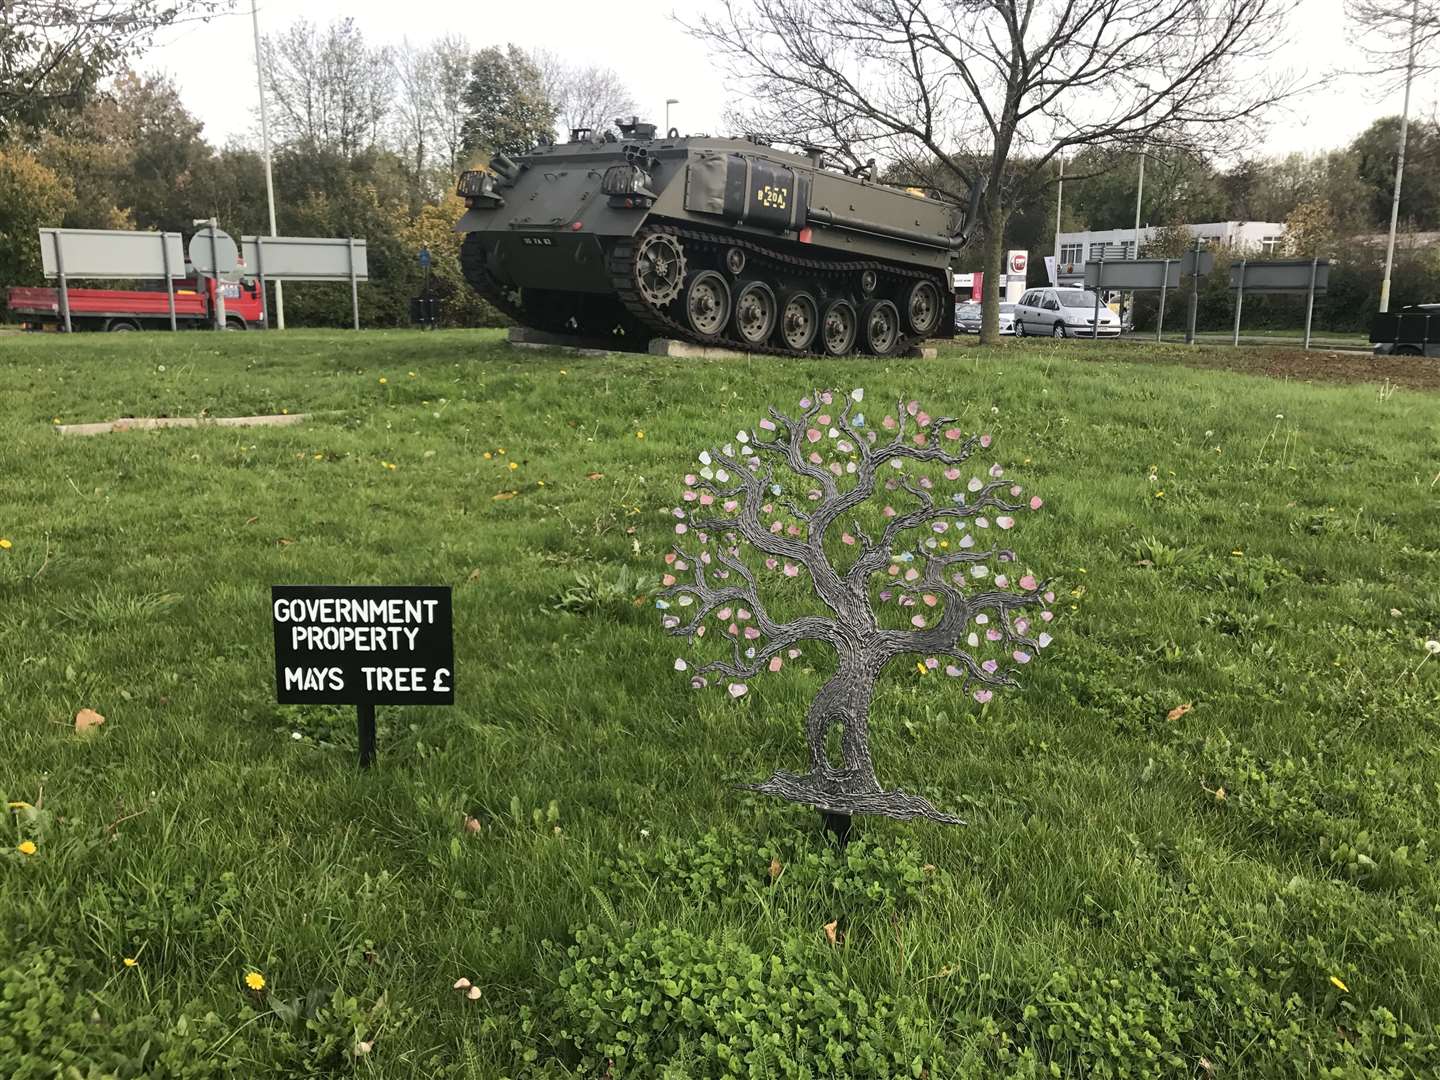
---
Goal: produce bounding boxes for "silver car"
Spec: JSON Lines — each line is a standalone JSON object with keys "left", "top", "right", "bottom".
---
{"left": 955, "top": 301, "right": 1015, "bottom": 335}
{"left": 1014, "top": 288, "right": 1120, "bottom": 338}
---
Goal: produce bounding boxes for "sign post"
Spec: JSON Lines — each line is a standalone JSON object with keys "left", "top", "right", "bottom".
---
{"left": 1304, "top": 257, "right": 1318, "bottom": 351}
{"left": 1231, "top": 258, "right": 1246, "bottom": 346}
{"left": 1227, "top": 259, "right": 1331, "bottom": 348}
{"left": 271, "top": 585, "right": 455, "bottom": 768}
{"left": 54, "top": 234, "right": 72, "bottom": 333}
{"left": 1156, "top": 259, "right": 1170, "bottom": 342}
{"left": 1092, "top": 259, "right": 1105, "bottom": 331}
{"left": 1186, "top": 234, "right": 1202, "bottom": 345}
{"left": 348, "top": 237, "right": 360, "bottom": 331}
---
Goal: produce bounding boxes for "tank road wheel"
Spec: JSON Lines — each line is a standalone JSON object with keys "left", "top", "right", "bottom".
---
{"left": 860, "top": 270, "right": 878, "bottom": 296}
{"left": 725, "top": 247, "right": 746, "bottom": 275}
{"left": 776, "top": 290, "right": 820, "bottom": 353}
{"left": 633, "top": 232, "right": 687, "bottom": 308}
{"left": 820, "top": 299, "right": 858, "bottom": 356}
{"left": 684, "top": 271, "right": 731, "bottom": 340}
{"left": 732, "top": 280, "right": 778, "bottom": 347}
{"left": 904, "top": 279, "right": 943, "bottom": 336}
{"left": 860, "top": 299, "right": 901, "bottom": 356}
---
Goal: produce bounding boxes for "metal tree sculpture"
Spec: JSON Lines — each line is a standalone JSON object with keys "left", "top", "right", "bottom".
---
{"left": 658, "top": 389, "right": 1055, "bottom": 825}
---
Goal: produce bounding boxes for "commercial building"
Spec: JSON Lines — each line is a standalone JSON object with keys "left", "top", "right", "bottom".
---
{"left": 1052, "top": 221, "right": 1286, "bottom": 284}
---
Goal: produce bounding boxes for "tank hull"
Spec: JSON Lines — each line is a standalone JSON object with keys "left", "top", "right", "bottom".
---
{"left": 456, "top": 132, "right": 965, "bottom": 355}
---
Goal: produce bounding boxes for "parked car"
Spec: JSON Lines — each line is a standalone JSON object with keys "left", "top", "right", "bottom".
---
{"left": 955, "top": 300, "right": 1015, "bottom": 335}
{"left": 1014, "top": 287, "right": 1120, "bottom": 338}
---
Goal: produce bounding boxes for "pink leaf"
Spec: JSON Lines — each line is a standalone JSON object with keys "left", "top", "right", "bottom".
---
{"left": 982, "top": 659, "right": 998, "bottom": 673}
{"left": 904, "top": 568, "right": 919, "bottom": 582}
{"left": 923, "top": 593, "right": 937, "bottom": 607}
{"left": 788, "top": 647, "right": 802, "bottom": 659}
{"left": 807, "top": 428, "right": 822, "bottom": 443}
{"left": 907, "top": 400, "right": 919, "bottom": 416}
{"left": 817, "top": 413, "right": 831, "bottom": 425}
{"left": 932, "top": 520, "right": 948, "bottom": 533}
{"left": 882, "top": 506, "right": 896, "bottom": 518}
{"left": 744, "top": 627, "right": 760, "bottom": 639}
{"left": 662, "top": 574, "right": 676, "bottom": 586}
{"left": 723, "top": 499, "right": 738, "bottom": 511}
{"left": 675, "top": 523, "right": 687, "bottom": 534}
{"left": 663, "top": 616, "right": 679, "bottom": 629}
{"left": 916, "top": 411, "right": 930, "bottom": 425}
{"left": 684, "top": 474, "right": 697, "bottom": 485}
{"left": 1044, "top": 591, "right": 1055, "bottom": 603}
{"left": 1038, "top": 632, "right": 1053, "bottom": 648}
{"left": 691, "top": 676, "right": 708, "bottom": 689}
{"left": 1013, "top": 650, "right": 1031, "bottom": 663}
{"left": 944, "top": 467, "right": 960, "bottom": 480}
{"left": 728, "top": 683, "right": 748, "bottom": 698}
{"left": 760, "top": 418, "right": 776, "bottom": 431}
{"left": 960, "top": 535, "right": 975, "bottom": 548}
{"left": 944, "top": 428, "right": 961, "bottom": 440}
{"left": 994, "top": 574, "right": 1009, "bottom": 588}
{"left": 674, "top": 658, "right": 688, "bottom": 671}
{"left": 925, "top": 657, "right": 939, "bottom": 669}
{"left": 664, "top": 553, "right": 676, "bottom": 565}
{"left": 882, "top": 415, "right": 897, "bottom": 430}
{"left": 1030, "top": 496, "right": 1044, "bottom": 510}
{"left": 1020, "top": 574, "right": 1037, "bottom": 591}
{"left": 911, "top": 614, "right": 926, "bottom": 627}
{"left": 738, "top": 608, "right": 752, "bottom": 620}
{"left": 968, "top": 477, "right": 983, "bottom": 492}
{"left": 718, "top": 607, "right": 732, "bottom": 620}
{"left": 973, "top": 689, "right": 993, "bottom": 703}
{"left": 765, "top": 558, "right": 778, "bottom": 570}
{"left": 979, "top": 434, "right": 992, "bottom": 448}
{"left": 769, "top": 656, "right": 783, "bottom": 672}
{"left": 997, "top": 516, "right": 1015, "bottom": 530}
{"left": 987, "top": 629, "right": 1002, "bottom": 641}
{"left": 946, "top": 664, "right": 962, "bottom": 677}
{"left": 842, "top": 533, "right": 856, "bottom": 545}
{"left": 783, "top": 563, "right": 799, "bottom": 577}
{"left": 1041, "top": 610, "right": 1054, "bottom": 622}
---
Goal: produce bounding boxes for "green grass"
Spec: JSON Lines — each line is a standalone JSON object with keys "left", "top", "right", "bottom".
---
{"left": 2, "top": 329, "right": 1439, "bottom": 1077}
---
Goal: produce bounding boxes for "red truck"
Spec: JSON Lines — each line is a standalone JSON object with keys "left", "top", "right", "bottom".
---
{"left": 5, "top": 275, "right": 264, "bottom": 332}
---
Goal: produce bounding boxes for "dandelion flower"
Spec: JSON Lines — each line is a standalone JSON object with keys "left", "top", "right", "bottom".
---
{"left": 244, "top": 971, "right": 266, "bottom": 991}
{"left": 1329, "top": 975, "right": 1348, "bottom": 992}
{"left": 636, "top": 431, "right": 646, "bottom": 439}
{"left": 508, "top": 461, "right": 518, "bottom": 470}
{"left": 1426, "top": 640, "right": 1440, "bottom": 655}
{"left": 0, "top": 538, "right": 11, "bottom": 550}
{"left": 123, "top": 957, "right": 138, "bottom": 968}
{"left": 17, "top": 840, "right": 36, "bottom": 856}
{"left": 379, "top": 377, "right": 388, "bottom": 384}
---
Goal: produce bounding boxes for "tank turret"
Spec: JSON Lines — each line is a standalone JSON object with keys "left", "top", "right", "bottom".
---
{"left": 455, "top": 120, "right": 979, "bottom": 355}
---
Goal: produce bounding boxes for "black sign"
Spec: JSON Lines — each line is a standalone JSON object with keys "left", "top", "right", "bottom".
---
{"left": 272, "top": 585, "right": 454, "bottom": 706}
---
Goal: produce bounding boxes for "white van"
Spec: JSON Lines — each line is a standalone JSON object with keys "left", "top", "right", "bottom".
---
{"left": 1014, "top": 288, "right": 1121, "bottom": 338}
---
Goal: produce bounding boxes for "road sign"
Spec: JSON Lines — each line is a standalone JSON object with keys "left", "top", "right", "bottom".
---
{"left": 187, "top": 227, "right": 239, "bottom": 277}
{"left": 1083, "top": 258, "right": 1181, "bottom": 291}
{"left": 1228, "top": 259, "right": 1330, "bottom": 294}
{"left": 418, "top": 246, "right": 431, "bottom": 269}
{"left": 40, "top": 228, "right": 186, "bottom": 280}
{"left": 239, "top": 236, "right": 369, "bottom": 281}
{"left": 1180, "top": 249, "right": 1215, "bottom": 277}
{"left": 272, "top": 585, "right": 454, "bottom": 768}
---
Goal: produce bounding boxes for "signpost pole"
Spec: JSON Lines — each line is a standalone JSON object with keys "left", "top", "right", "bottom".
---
{"left": 1232, "top": 259, "right": 1246, "bottom": 347}
{"left": 162, "top": 233, "right": 177, "bottom": 331}
{"left": 1156, "top": 260, "right": 1169, "bottom": 342}
{"left": 209, "top": 222, "right": 227, "bottom": 330}
{"left": 1185, "top": 234, "right": 1200, "bottom": 345}
{"left": 255, "top": 238, "right": 270, "bottom": 330}
{"left": 348, "top": 237, "right": 360, "bottom": 331}
{"left": 53, "top": 233, "right": 73, "bottom": 333}
{"left": 1303, "top": 257, "right": 1318, "bottom": 351}
{"left": 1092, "top": 260, "right": 1104, "bottom": 338}
{"left": 357, "top": 703, "right": 376, "bottom": 769}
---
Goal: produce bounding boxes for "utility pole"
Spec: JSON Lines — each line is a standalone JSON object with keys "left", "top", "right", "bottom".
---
{"left": 252, "top": 0, "right": 284, "bottom": 329}
{"left": 1053, "top": 154, "right": 1064, "bottom": 275}
{"left": 1378, "top": 0, "right": 1419, "bottom": 313}
{"left": 665, "top": 98, "right": 679, "bottom": 132}
{"left": 1133, "top": 147, "right": 1146, "bottom": 258}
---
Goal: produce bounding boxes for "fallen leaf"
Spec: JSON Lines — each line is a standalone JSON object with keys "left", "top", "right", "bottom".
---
{"left": 492, "top": 490, "right": 517, "bottom": 501}
{"left": 922, "top": 863, "right": 936, "bottom": 875}
{"left": 586, "top": 472, "right": 604, "bottom": 480}
{"left": 463, "top": 815, "right": 482, "bottom": 834}
{"left": 1215, "top": 786, "right": 1227, "bottom": 802}
{"left": 768, "top": 857, "right": 782, "bottom": 881}
{"left": 276, "top": 537, "right": 295, "bottom": 547}
{"left": 1166, "top": 702, "right": 1193, "bottom": 722}
{"left": 243, "top": 516, "right": 259, "bottom": 526}
{"left": 466, "top": 985, "right": 482, "bottom": 1000}
{"left": 75, "top": 708, "right": 105, "bottom": 734}
{"left": 467, "top": 569, "right": 482, "bottom": 583}
{"left": 823, "top": 920, "right": 844, "bottom": 945}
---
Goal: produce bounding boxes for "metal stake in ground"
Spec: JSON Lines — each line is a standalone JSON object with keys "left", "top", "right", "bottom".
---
{"left": 357, "top": 703, "right": 377, "bottom": 768}
{"left": 1186, "top": 234, "right": 1201, "bottom": 345}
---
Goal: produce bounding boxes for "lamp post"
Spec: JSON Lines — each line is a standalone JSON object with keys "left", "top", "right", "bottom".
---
{"left": 1379, "top": 0, "right": 1419, "bottom": 313}
{"left": 1133, "top": 146, "right": 1146, "bottom": 258}
{"left": 252, "top": 0, "right": 283, "bottom": 329}
{"left": 665, "top": 98, "right": 679, "bottom": 132}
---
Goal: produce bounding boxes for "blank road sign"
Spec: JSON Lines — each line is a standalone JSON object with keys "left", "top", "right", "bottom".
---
{"left": 1084, "top": 259, "right": 1182, "bottom": 290}
{"left": 187, "top": 228, "right": 239, "bottom": 276}
{"left": 1230, "top": 260, "right": 1330, "bottom": 294}
{"left": 240, "top": 236, "right": 369, "bottom": 281}
{"left": 40, "top": 229, "right": 186, "bottom": 280}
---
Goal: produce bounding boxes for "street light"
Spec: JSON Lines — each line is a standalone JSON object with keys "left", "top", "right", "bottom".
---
{"left": 665, "top": 98, "right": 679, "bottom": 132}
{"left": 252, "top": 0, "right": 283, "bottom": 329}
{"left": 1379, "top": 0, "right": 1420, "bottom": 313}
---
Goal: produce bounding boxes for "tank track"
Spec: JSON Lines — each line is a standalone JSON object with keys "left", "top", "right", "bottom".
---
{"left": 609, "top": 223, "right": 946, "bottom": 358}
{"left": 460, "top": 224, "right": 949, "bottom": 357}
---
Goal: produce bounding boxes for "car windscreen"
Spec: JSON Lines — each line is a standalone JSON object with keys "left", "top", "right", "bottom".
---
{"left": 1057, "top": 290, "right": 1100, "bottom": 307}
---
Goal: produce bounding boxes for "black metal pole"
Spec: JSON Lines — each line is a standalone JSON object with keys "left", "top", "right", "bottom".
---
{"left": 357, "top": 703, "right": 376, "bottom": 768}
{"left": 1185, "top": 234, "right": 1200, "bottom": 345}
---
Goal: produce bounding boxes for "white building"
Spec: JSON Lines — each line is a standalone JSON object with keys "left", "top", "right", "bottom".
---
{"left": 1052, "top": 221, "right": 1286, "bottom": 283}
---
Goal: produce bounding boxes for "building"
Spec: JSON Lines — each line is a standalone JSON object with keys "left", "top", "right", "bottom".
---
{"left": 1052, "top": 221, "right": 1286, "bottom": 284}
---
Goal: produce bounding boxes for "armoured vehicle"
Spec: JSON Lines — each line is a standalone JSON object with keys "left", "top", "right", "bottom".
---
{"left": 455, "top": 119, "right": 982, "bottom": 356}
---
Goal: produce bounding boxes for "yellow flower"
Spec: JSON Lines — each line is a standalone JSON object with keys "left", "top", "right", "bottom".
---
{"left": 378, "top": 377, "right": 388, "bottom": 385}
{"left": 17, "top": 840, "right": 36, "bottom": 856}
{"left": 508, "top": 461, "right": 518, "bottom": 470}
{"left": 559, "top": 369, "right": 568, "bottom": 375}
{"left": 281, "top": 408, "right": 289, "bottom": 415}
{"left": 0, "top": 538, "right": 11, "bottom": 550}
{"left": 244, "top": 971, "right": 266, "bottom": 991}
{"left": 497, "top": 448, "right": 506, "bottom": 454}
{"left": 52, "top": 417, "right": 60, "bottom": 424}
{"left": 483, "top": 452, "right": 492, "bottom": 460}
{"left": 313, "top": 453, "right": 324, "bottom": 460}
{"left": 386, "top": 463, "right": 397, "bottom": 471}
{"left": 915, "top": 662, "right": 927, "bottom": 675}
{"left": 123, "top": 957, "right": 138, "bottom": 968}
{"left": 1154, "top": 490, "right": 1164, "bottom": 498}
{"left": 408, "top": 371, "right": 417, "bottom": 378}
{"left": 636, "top": 431, "right": 645, "bottom": 439}
{"left": 1231, "top": 549, "right": 1244, "bottom": 557}
{"left": 7, "top": 801, "right": 30, "bottom": 810}
{"left": 1330, "top": 975, "right": 1348, "bottom": 992}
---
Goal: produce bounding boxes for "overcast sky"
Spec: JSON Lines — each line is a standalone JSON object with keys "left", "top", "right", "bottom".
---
{"left": 145, "top": 0, "right": 1436, "bottom": 160}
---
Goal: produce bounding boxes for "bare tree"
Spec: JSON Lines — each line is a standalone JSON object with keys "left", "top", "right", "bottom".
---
{"left": 1347, "top": 0, "right": 1439, "bottom": 86}
{"left": 264, "top": 17, "right": 393, "bottom": 158}
{"left": 689, "top": 0, "right": 1298, "bottom": 342}
{"left": 392, "top": 37, "right": 438, "bottom": 203}
{"left": 532, "top": 50, "right": 636, "bottom": 137}
{"left": 661, "top": 389, "right": 1053, "bottom": 824}
{"left": 429, "top": 33, "right": 472, "bottom": 175}
{"left": 1, "top": 0, "right": 226, "bottom": 138}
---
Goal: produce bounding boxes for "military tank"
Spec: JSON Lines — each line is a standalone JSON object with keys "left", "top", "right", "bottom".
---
{"left": 455, "top": 119, "right": 982, "bottom": 356}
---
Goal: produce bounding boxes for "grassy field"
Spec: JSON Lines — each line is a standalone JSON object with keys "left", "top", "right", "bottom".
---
{"left": 2, "top": 328, "right": 1439, "bottom": 1078}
